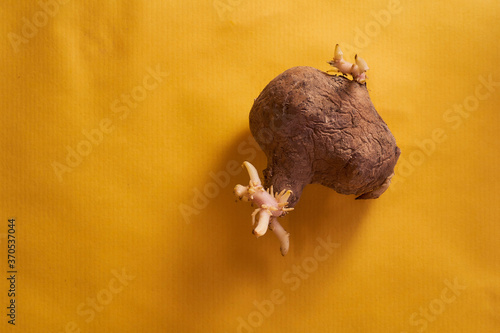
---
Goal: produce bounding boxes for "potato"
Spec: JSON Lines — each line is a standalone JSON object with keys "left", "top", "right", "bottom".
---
{"left": 250, "top": 66, "right": 400, "bottom": 207}
{"left": 235, "top": 61, "right": 400, "bottom": 255}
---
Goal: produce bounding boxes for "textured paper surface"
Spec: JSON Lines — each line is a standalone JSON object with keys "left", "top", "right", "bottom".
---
{"left": 1, "top": 1, "right": 499, "bottom": 332}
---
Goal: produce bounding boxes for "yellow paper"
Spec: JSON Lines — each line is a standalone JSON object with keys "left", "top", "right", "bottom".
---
{"left": 1, "top": 0, "right": 499, "bottom": 332}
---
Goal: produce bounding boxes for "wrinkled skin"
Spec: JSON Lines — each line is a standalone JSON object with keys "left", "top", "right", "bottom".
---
{"left": 249, "top": 66, "right": 400, "bottom": 207}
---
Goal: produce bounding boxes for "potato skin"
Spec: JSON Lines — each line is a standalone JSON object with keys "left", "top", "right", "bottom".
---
{"left": 249, "top": 66, "right": 400, "bottom": 207}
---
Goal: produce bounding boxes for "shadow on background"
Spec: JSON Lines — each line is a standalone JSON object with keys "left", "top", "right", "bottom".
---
{"left": 171, "top": 130, "right": 373, "bottom": 331}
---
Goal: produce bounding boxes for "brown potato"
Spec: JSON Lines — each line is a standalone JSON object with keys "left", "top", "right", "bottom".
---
{"left": 249, "top": 66, "right": 400, "bottom": 207}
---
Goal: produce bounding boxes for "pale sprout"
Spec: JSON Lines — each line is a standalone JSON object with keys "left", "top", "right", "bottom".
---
{"left": 234, "top": 161, "right": 293, "bottom": 256}
{"left": 328, "top": 44, "right": 370, "bottom": 84}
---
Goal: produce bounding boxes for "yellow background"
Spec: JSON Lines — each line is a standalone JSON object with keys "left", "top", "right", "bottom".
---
{"left": 1, "top": 0, "right": 499, "bottom": 332}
